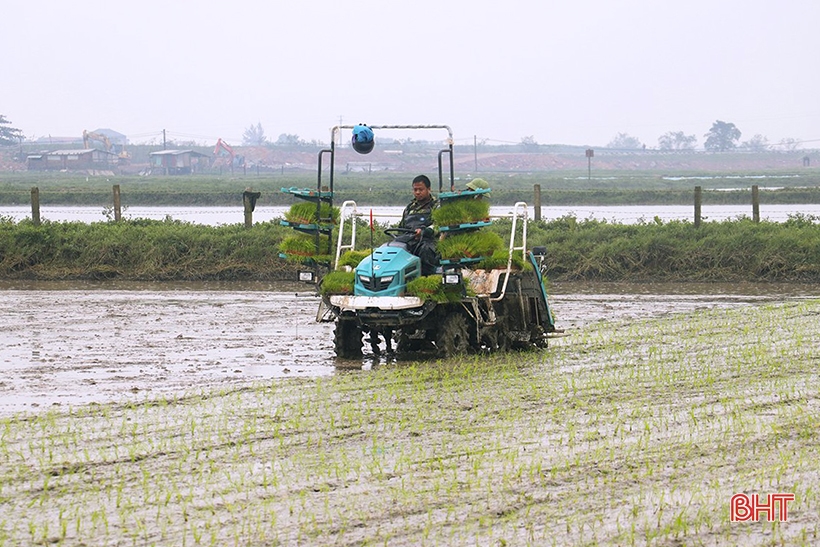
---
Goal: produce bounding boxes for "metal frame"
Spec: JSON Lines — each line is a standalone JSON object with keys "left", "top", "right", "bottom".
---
{"left": 491, "top": 202, "right": 528, "bottom": 302}
{"left": 318, "top": 125, "right": 456, "bottom": 270}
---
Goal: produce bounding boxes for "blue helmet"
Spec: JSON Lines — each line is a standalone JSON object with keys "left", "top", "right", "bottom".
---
{"left": 351, "top": 124, "right": 374, "bottom": 154}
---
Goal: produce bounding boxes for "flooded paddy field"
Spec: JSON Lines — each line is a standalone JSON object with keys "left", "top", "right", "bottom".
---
{"left": 1, "top": 280, "right": 817, "bottom": 415}
{"left": 1, "top": 286, "right": 818, "bottom": 545}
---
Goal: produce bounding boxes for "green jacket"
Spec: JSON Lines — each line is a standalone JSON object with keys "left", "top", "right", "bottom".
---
{"left": 400, "top": 196, "right": 438, "bottom": 238}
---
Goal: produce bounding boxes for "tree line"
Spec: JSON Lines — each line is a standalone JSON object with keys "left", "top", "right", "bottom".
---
{"left": 604, "top": 120, "right": 800, "bottom": 152}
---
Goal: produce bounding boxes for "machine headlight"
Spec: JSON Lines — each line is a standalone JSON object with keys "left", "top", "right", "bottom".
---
{"left": 442, "top": 273, "right": 462, "bottom": 285}
{"left": 359, "top": 275, "right": 371, "bottom": 283}
{"left": 380, "top": 275, "right": 394, "bottom": 284}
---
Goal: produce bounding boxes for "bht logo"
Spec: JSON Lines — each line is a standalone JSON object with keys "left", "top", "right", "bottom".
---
{"left": 731, "top": 493, "right": 795, "bottom": 522}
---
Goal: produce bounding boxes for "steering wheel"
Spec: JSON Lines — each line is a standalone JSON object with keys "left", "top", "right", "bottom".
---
{"left": 384, "top": 227, "right": 417, "bottom": 239}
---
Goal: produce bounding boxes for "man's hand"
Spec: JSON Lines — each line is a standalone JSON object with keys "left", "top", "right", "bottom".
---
{"left": 414, "top": 228, "right": 422, "bottom": 239}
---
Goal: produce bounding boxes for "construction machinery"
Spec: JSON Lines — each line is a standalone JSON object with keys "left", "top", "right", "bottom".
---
{"left": 213, "top": 138, "right": 244, "bottom": 169}
{"left": 82, "top": 130, "right": 112, "bottom": 151}
{"left": 279, "top": 124, "right": 558, "bottom": 358}
{"left": 82, "top": 130, "right": 130, "bottom": 163}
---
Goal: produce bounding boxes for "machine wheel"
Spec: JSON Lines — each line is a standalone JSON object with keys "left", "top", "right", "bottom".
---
{"left": 436, "top": 314, "right": 470, "bottom": 357}
{"left": 482, "top": 326, "right": 509, "bottom": 353}
{"left": 396, "top": 329, "right": 435, "bottom": 353}
{"left": 334, "top": 320, "right": 363, "bottom": 359}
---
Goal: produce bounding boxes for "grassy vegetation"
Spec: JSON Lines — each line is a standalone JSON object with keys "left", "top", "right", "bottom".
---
{"left": 0, "top": 218, "right": 296, "bottom": 280}
{"left": 520, "top": 215, "right": 820, "bottom": 282}
{"left": 1, "top": 214, "right": 820, "bottom": 282}
{"left": 1, "top": 300, "right": 817, "bottom": 545}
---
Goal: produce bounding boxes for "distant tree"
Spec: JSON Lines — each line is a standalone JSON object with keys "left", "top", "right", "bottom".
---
{"left": 275, "top": 133, "right": 304, "bottom": 146}
{"left": 704, "top": 120, "right": 741, "bottom": 152}
{"left": 0, "top": 114, "right": 23, "bottom": 146}
{"left": 519, "top": 135, "right": 539, "bottom": 151}
{"left": 777, "top": 137, "right": 800, "bottom": 151}
{"left": 658, "top": 131, "right": 697, "bottom": 150}
{"left": 740, "top": 134, "right": 770, "bottom": 152}
{"left": 607, "top": 133, "right": 643, "bottom": 150}
{"left": 242, "top": 123, "right": 267, "bottom": 146}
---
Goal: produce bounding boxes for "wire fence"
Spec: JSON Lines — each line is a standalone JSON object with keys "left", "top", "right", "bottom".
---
{"left": 4, "top": 185, "right": 820, "bottom": 226}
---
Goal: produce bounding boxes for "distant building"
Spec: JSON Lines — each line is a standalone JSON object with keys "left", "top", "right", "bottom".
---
{"left": 148, "top": 150, "right": 209, "bottom": 175}
{"left": 27, "top": 149, "right": 117, "bottom": 171}
{"left": 33, "top": 136, "right": 81, "bottom": 145}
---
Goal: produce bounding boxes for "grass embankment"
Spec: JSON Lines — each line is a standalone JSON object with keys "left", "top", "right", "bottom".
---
{"left": 526, "top": 215, "right": 820, "bottom": 282}
{"left": 2, "top": 215, "right": 820, "bottom": 281}
{"left": 1, "top": 301, "right": 818, "bottom": 545}
{"left": 0, "top": 218, "right": 298, "bottom": 280}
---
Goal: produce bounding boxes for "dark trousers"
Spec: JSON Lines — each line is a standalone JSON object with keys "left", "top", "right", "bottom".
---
{"left": 413, "top": 238, "right": 441, "bottom": 276}
{"left": 397, "top": 235, "right": 440, "bottom": 276}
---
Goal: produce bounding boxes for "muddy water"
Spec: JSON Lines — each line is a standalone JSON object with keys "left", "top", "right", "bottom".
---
{"left": 1, "top": 280, "right": 817, "bottom": 415}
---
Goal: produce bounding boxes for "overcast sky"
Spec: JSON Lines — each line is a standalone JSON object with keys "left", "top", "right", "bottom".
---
{"left": 4, "top": 0, "right": 819, "bottom": 149}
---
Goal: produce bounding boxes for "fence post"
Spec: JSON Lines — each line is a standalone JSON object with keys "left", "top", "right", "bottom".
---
{"left": 533, "top": 184, "right": 541, "bottom": 221}
{"left": 694, "top": 186, "right": 702, "bottom": 228}
{"left": 113, "top": 184, "right": 122, "bottom": 222}
{"left": 31, "top": 187, "right": 40, "bottom": 226}
{"left": 243, "top": 188, "right": 261, "bottom": 228}
{"left": 752, "top": 185, "right": 760, "bottom": 223}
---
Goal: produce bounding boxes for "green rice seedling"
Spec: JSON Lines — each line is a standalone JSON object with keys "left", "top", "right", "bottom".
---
{"left": 432, "top": 199, "right": 490, "bottom": 226}
{"left": 337, "top": 249, "right": 372, "bottom": 269}
{"left": 284, "top": 202, "right": 340, "bottom": 225}
{"left": 278, "top": 234, "right": 331, "bottom": 263}
{"left": 437, "top": 231, "right": 504, "bottom": 260}
{"left": 405, "top": 275, "right": 462, "bottom": 303}
{"left": 476, "top": 249, "right": 528, "bottom": 270}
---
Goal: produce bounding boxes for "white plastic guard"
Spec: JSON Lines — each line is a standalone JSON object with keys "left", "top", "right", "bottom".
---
{"left": 329, "top": 295, "right": 425, "bottom": 311}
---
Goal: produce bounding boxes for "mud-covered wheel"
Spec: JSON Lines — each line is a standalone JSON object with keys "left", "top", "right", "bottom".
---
{"left": 481, "top": 326, "right": 509, "bottom": 353}
{"left": 334, "top": 319, "right": 363, "bottom": 359}
{"left": 436, "top": 314, "right": 470, "bottom": 357}
{"left": 396, "top": 329, "right": 435, "bottom": 353}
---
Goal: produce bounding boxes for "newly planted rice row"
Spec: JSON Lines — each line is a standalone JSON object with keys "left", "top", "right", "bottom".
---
{"left": 1, "top": 300, "right": 818, "bottom": 545}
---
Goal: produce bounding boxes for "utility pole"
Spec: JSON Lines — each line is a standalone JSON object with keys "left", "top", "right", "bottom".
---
{"left": 162, "top": 129, "right": 167, "bottom": 150}
{"left": 474, "top": 135, "right": 478, "bottom": 172}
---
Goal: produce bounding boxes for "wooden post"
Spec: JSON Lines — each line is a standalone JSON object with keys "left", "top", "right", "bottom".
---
{"left": 533, "top": 184, "right": 542, "bottom": 221}
{"left": 113, "top": 184, "right": 122, "bottom": 222}
{"left": 242, "top": 189, "right": 261, "bottom": 229}
{"left": 31, "top": 187, "right": 40, "bottom": 226}
{"left": 243, "top": 193, "right": 253, "bottom": 228}
{"left": 694, "top": 186, "right": 702, "bottom": 228}
{"left": 752, "top": 184, "right": 760, "bottom": 223}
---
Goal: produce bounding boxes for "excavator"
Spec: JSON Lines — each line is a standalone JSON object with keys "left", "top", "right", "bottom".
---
{"left": 213, "top": 138, "right": 245, "bottom": 169}
{"left": 82, "top": 130, "right": 131, "bottom": 164}
{"left": 82, "top": 130, "right": 112, "bottom": 151}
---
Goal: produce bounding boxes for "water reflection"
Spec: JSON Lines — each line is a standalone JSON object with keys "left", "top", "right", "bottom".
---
{"left": 2, "top": 204, "right": 820, "bottom": 225}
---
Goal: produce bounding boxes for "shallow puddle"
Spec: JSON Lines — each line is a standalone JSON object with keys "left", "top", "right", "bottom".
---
{"left": 1, "top": 280, "right": 817, "bottom": 415}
